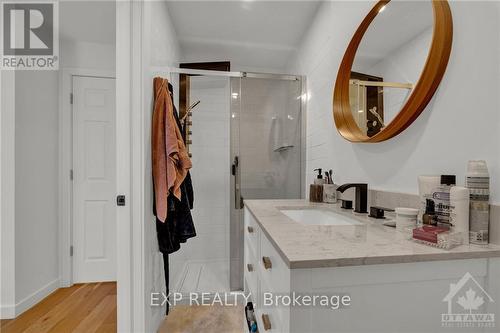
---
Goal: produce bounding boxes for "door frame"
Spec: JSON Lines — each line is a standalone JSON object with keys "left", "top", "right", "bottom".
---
{"left": 58, "top": 68, "right": 116, "bottom": 288}
{"left": 57, "top": 2, "right": 136, "bottom": 331}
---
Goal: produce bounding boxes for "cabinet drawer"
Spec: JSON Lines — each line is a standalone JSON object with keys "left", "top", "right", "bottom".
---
{"left": 244, "top": 239, "right": 259, "bottom": 302}
{"left": 260, "top": 273, "right": 290, "bottom": 330}
{"left": 256, "top": 277, "right": 286, "bottom": 333}
{"left": 244, "top": 208, "right": 260, "bottom": 257}
{"left": 259, "top": 232, "right": 290, "bottom": 294}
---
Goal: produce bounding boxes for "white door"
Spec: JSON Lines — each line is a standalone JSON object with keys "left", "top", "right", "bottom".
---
{"left": 72, "top": 76, "right": 116, "bottom": 283}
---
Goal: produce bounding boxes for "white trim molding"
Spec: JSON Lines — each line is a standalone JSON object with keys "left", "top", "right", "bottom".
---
{"left": 130, "top": 0, "right": 146, "bottom": 331}
{"left": 116, "top": 0, "right": 134, "bottom": 331}
{"left": 1, "top": 279, "right": 59, "bottom": 319}
{"left": 0, "top": 304, "right": 15, "bottom": 320}
{"left": 18, "top": 279, "right": 59, "bottom": 318}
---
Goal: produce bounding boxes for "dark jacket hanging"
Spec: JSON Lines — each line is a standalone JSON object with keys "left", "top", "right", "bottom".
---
{"left": 152, "top": 78, "right": 196, "bottom": 315}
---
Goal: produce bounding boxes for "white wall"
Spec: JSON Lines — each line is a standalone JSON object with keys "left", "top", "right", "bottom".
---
{"left": 288, "top": 0, "right": 500, "bottom": 203}
{"left": 142, "top": 1, "right": 181, "bottom": 331}
{"left": 0, "top": 69, "right": 61, "bottom": 319}
{"left": 61, "top": 40, "right": 115, "bottom": 70}
{"left": 14, "top": 71, "right": 60, "bottom": 310}
{"left": 0, "top": 71, "right": 16, "bottom": 318}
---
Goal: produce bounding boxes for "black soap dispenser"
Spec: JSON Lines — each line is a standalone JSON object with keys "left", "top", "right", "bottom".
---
{"left": 313, "top": 168, "right": 325, "bottom": 185}
{"left": 310, "top": 169, "right": 324, "bottom": 202}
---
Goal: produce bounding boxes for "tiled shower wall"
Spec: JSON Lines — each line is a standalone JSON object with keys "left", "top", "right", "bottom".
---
{"left": 176, "top": 77, "right": 231, "bottom": 263}
{"left": 239, "top": 78, "right": 303, "bottom": 200}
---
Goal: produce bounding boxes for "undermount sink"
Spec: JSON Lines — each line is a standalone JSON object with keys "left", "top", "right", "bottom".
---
{"left": 279, "top": 208, "right": 362, "bottom": 226}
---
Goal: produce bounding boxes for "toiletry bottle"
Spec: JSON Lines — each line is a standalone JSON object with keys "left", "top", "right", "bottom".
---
{"left": 450, "top": 186, "right": 470, "bottom": 245}
{"left": 418, "top": 175, "right": 440, "bottom": 224}
{"left": 245, "top": 303, "right": 258, "bottom": 332}
{"left": 313, "top": 168, "right": 325, "bottom": 185}
{"left": 309, "top": 169, "right": 324, "bottom": 202}
{"left": 466, "top": 160, "right": 490, "bottom": 245}
{"left": 422, "top": 199, "right": 436, "bottom": 226}
{"left": 432, "top": 175, "right": 456, "bottom": 226}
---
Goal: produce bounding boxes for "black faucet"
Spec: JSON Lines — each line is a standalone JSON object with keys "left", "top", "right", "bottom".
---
{"left": 336, "top": 183, "right": 368, "bottom": 214}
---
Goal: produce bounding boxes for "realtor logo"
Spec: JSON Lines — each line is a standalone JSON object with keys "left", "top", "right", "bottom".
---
{"left": 1, "top": 1, "right": 58, "bottom": 69}
{"left": 441, "top": 272, "right": 495, "bottom": 328}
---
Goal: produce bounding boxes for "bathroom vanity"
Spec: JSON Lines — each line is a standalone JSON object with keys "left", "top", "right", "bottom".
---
{"left": 244, "top": 200, "right": 500, "bottom": 333}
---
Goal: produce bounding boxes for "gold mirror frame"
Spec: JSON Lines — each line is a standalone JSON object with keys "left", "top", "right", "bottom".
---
{"left": 333, "top": 0, "right": 453, "bottom": 142}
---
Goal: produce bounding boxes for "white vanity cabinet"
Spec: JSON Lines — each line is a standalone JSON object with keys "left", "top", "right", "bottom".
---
{"left": 243, "top": 206, "right": 500, "bottom": 333}
{"left": 244, "top": 208, "right": 290, "bottom": 332}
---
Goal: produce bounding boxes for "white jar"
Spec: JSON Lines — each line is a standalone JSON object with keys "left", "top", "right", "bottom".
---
{"left": 395, "top": 207, "right": 419, "bottom": 237}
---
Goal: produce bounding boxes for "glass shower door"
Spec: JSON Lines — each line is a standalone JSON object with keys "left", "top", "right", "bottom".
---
{"left": 230, "top": 76, "right": 303, "bottom": 290}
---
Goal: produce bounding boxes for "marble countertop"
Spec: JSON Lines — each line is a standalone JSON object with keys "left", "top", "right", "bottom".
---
{"left": 244, "top": 199, "right": 500, "bottom": 269}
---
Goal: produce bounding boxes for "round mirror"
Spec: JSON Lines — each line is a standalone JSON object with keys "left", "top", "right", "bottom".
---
{"left": 333, "top": 0, "right": 453, "bottom": 142}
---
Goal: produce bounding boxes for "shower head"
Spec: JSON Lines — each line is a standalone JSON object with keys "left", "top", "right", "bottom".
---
{"left": 181, "top": 100, "right": 201, "bottom": 123}
{"left": 187, "top": 100, "right": 201, "bottom": 113}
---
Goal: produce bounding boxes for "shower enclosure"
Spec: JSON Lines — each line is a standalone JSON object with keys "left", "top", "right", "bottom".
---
{"left": 167, "top": 68, "right": 304, "bottom": 295}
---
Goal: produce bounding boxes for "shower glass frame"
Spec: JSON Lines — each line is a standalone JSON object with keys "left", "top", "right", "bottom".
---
{"left": 166, "top": 67, "right": 306, "bottom": 291}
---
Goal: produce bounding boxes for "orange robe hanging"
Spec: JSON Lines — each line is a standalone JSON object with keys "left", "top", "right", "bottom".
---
{"left": 152, "top": 77, "right": 192, "bottom": 222}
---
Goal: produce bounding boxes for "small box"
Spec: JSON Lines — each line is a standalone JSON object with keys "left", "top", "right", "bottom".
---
{"left": 413, "top": 226, "right": 448, "bottom": 243}
{"left": 413, "top": 226, "right": 463, "bottom": 250}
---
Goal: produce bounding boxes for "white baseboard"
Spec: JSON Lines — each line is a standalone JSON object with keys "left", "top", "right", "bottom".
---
{"left": 1, "top": 278, "right": 60, "bottom": 319}
{"left": 0, "top": 304, "right": 16, "bottom": 319}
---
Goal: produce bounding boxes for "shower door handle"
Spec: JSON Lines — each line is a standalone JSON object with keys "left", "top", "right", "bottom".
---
{"left": 232, "top": 156, "right": 239, "bottom": 175}
{"left": 233, "top": 156, "right": 243, "bottom": 209}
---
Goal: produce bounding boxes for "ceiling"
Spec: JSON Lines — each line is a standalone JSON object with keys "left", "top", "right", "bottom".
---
{"left": 166, "top": 0, "right": 322, "bottom": 72}
{"left": 59, "top": 1, "right": 116, "bottom": 44}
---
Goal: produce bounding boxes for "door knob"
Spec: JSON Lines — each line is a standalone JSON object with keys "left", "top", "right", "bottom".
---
{"left": 116, "top": 195, "right": 126, "bottom": 206}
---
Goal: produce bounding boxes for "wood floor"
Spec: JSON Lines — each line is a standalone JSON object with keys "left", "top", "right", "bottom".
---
{"left": 0, "top": 282, "right": 116, "bottom": 333}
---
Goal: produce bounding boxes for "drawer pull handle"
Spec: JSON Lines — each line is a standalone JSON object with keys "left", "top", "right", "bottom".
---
{"left": 262, "top": 313, "right": 272, "bottom": 330}
{"left": 262, "top": 256, "right": 272, "bottom": 269}
{"left": 247, "top": 226, "right": 254, "bottom": 233}
{"left": 247, "top": 264, "right": 253, "bottom": 272}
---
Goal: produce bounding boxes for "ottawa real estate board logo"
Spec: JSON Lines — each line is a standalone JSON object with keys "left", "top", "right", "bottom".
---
{"left": 442, "top": 272, "right": 495, "bottom": 328}
{"left": 1, "top": 1, "right": 58, "bottom": 70}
